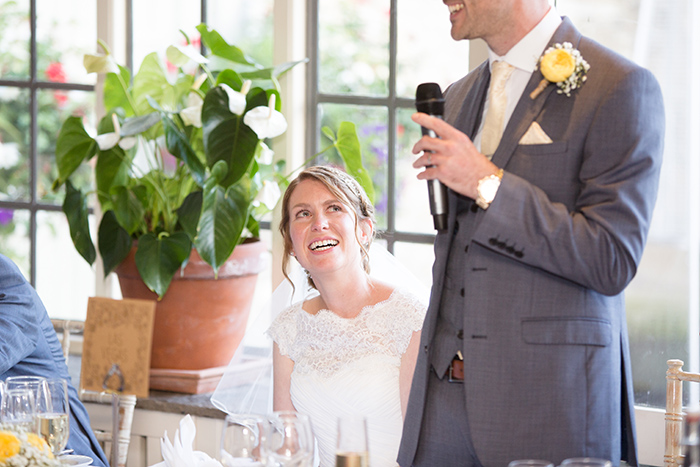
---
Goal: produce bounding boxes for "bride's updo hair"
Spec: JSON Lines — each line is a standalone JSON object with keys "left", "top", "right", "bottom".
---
{"left": 279, "top": 165, "right": 376, "bottom": 289}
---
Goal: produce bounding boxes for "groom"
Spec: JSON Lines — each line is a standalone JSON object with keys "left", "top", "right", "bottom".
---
{"left": 399, "top": 1, "right": 664, "bottom": 466}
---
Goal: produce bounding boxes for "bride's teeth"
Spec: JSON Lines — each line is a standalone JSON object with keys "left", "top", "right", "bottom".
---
{"left": 448, "top": 3, "right": 464, "bottom": 13}
{"left": 310, "top": 240, "right": 339, "bottom": 251}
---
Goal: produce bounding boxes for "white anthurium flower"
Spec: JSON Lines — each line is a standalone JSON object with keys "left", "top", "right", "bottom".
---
{"left": 0, "top": 142, "right": 20, "bottom": 169}
{"left": 254, "top": 180, "right": 282, "bottom": 210}
{"left": 180, "top": 93, "right": 204, "bottom": 128}
{"left": 166, "top": 44, "right": 208, "bottom": 67}
{"left": 95, "top": 114, "right": 136, "bottom": 150}
{"left": 221, "top": 80, "right": 251, "bottom": 116}
{"left": 257, "top": 142, "right": 274, "bottom": 165}
{"left": 243, "top": 94, "right": 287, "bottom": 139}
{"left": 83, "top": 53, "right": 119, "bottom": 74}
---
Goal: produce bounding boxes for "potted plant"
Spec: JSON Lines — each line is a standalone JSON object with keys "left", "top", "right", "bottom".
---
{"left": 53, "top": 24, "right": 370, "bottom": 377}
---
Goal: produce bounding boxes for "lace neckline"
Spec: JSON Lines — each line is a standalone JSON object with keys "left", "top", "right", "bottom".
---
{"left": 300, "top": 289, "right": 399, "bottom": 320}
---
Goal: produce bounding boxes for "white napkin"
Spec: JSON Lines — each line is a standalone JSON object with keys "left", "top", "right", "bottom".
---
{"left": 149, "top": 415, "right": 223, "bottom": 467}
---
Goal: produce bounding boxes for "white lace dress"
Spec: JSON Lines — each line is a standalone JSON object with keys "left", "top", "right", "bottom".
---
{"left": 267, "top": 289, "right": 425, "bottom": 467}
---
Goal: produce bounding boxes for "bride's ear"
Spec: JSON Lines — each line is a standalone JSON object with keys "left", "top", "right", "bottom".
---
{"left": 358, "top": 218, "right": 373, "bottom": 246}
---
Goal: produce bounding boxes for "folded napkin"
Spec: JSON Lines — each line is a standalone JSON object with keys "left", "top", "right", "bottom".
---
{"left": 149, "top": 415, "right": 223, "bottom": 467}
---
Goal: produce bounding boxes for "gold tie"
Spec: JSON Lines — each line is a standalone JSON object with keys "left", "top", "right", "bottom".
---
{"left": 480, "top": 61, "right": 514, "bottom": 158}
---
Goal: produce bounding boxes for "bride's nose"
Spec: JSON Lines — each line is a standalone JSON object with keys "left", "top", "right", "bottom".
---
{"left": 311, "top": 213, "right": 329, "bottom": 231}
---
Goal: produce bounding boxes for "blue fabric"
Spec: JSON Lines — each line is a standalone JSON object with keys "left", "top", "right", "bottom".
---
{"left": 0, "top": 253, "right": 109, "bottom": 467}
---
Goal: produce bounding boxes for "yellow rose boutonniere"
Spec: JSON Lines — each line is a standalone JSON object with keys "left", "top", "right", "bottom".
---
{"left": 530, "top": 42, "right": 590, "bottom": 99}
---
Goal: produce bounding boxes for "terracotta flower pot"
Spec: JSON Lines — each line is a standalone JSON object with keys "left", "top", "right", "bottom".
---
{"left": 114, "top": 240, "right": 267, "bottom": 371}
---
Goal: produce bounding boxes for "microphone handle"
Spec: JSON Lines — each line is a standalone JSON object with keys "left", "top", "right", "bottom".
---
{"left": 422, "top": 121, "right": 449, "bottom": 231}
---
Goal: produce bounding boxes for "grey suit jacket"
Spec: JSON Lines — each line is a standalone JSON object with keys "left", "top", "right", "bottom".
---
{"left": 398, "top": 18, "right": 664, "bottom": 467}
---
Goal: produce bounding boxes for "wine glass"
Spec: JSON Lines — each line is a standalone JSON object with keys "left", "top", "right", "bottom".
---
{"left": 263, "top": 411, "right": 314, "bottom": 467}
{"left": 0, "top": 387, "right": 36, "bottom": 431}
{"left": 35, "top": 378, "right": 70, "bottom": 457}
{"left": 335, "top": 416, "right": 369, "bottom": 467}
{"left": 220, "top": 414, "right": 266, "bottom": 466}
{"left": 560, "top": 458, "right": 612, "bottom": 467}
{"left": 4, "top": 375, "right": 45, "bottom": 401}
{"left": 507, "top": 461, "right": 554, "bottom": 467}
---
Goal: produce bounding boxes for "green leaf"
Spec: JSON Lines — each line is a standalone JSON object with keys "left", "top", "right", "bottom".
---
{"left": 97, "top": 210, "right": 132, "bottom": 276}
{"left": 120, "top": 112, "right": 161, "bottom": 136}
{"left": 103, "top": 65, "right": 133, "bottom": 115}
{"left": 111, "top": 185, "right": 145, "bottom": 235}
{"left": 335, "top": 121, "right": 375, "bottom": 203}
{"left": 195, "top": 178, "right": 251, "bottom": 272}
{"left": 62, "top": 181, "right": 96, "bottom": 265}
{"left": 214, "top": 69, "right": 243, "bottom": 90}
{"left": 132, "top": 52, "right": 172, "bottom": 114}
{"left": 54, "top": 116, "right": 98, "bottom": 187}
{"left": 197, "top": 23, "right": 258, "bottom": 67}
{"left": 176, "top": 191, "right": 203, "bottom": 241}
{"left": 201, "top": 87, "right": 260, "bottom": 186}
{"left": 135, "top": 232, "right": 192, "bottom": 299}
{"left": 94, "top": 146, "right": 131, "bottom": 206}
{"left": 161, "top": 114, "right": 206, "bottom": 186}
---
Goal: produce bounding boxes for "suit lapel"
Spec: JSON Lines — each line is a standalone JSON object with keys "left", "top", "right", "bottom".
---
{"left": 492, "top": 17, "right": 582, "bottom": 169}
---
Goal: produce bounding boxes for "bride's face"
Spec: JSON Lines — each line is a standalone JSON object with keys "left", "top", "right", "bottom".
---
{"left": 287, "top": 179, "right": 371, "bottom": 278}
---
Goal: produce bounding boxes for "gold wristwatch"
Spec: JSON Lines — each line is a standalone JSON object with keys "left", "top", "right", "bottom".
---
{"left": 475, "top": 169, "right": 504, "bottom": 210}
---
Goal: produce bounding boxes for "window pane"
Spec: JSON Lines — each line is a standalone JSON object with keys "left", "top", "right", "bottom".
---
{"left": 396, "top": 0, "right": 471, "bottom": 98}
{"left": 0, "top": 0, "right": 30, "bottom": 80}
{"left": 36, "top": 210, "right": 95, "bottom": 320}
{"left": 392, "top": 241, "right": 434, "bottom": 292}
{"left": 132, "top": 0, "right": 201, "bottom": 72}
{"left": 318, "top": 0, "right": 390, "bottom": 96}
{"left": 317, "top": 104, "right": 389, "bottom": 230}
{"left": 36, "top": 0, "right": 97, "bottom": 85}
{"left": 396, "top": 107, "right": 433, "bottom": 234}
{"left": 0, "top": 208, "right": 30, "bottom": 276}
{"left": 0, "top": 88, "right": 30, "bottom": 202}
{"left": 38, "top": 89, "right": 95, "bottom": 204}
{"left": 207, "top": 0, "right": 274, "bottom": 67}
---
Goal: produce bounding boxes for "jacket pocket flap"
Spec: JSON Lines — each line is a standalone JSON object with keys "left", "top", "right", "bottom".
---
{"left": 521, "top": 317, "right": 612, "bottom": 346}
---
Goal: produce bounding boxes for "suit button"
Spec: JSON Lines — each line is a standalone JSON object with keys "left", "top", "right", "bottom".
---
{"left": 423, "top": 345, "right": 429, "bottom": 354}
{"left": 460, "top": 287, "right": 465, "bottom": 297}
{"left": 457, "top": 329, "right": 464, "bottom": 340}
{"left": 515, "top": 250, "right": 524, "bottom": 258}
{"left": 505, "top": 245, "right": 514, "bottom": 254}
{"left": 464, "top": 244, "right": 469, "bottom": 253}
{"left": 470, "top": 203, "right": 479, "bottom": 213}
{"left": 489, "top": 237, "right": 498, "bottom": 246}
{"left": 497, "top": 241, "right": 506, "bottom": 249}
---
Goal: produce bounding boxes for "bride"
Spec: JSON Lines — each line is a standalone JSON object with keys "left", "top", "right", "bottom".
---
{"left": 268, "top": 166, "right": 426, "bottom": 467}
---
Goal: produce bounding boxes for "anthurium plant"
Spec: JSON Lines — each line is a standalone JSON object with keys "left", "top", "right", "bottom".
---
{"left": 53, "top": 24, "right": 369, "bottom": 298}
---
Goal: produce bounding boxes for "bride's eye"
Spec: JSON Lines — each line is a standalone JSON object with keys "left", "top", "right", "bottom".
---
{"left": 294, "top": 209, "right": 310, "bottom": 218}
{"left": 328, "top": 204, "right": 343, "bottom": 212}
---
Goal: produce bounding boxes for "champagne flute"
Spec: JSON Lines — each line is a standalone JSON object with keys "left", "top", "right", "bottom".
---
{"left": 263, "top": 411, "right": 314, "bottom": 467}
{"left": 220, "top": 414, "right": 265, "bottom": 466}
{"left": 335, "top": 416, "right": 369, "bottom": 467}
{"left": 507, "top": 461, "right": 554, "bottom": 467}
{"left": 0, "top": 387, "right": 36, "bottom": 431}
{"left": 35, "top": 378, "right": 70, "bottom": 457}
{"left": 560, "top": 458, "right": 613, "bottom": 467}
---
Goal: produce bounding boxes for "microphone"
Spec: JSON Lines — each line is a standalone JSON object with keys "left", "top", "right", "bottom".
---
{"left": 415, "top": 82, "right": 448, "bottom": 231}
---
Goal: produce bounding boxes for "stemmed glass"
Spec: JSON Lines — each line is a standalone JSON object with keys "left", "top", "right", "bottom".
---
{"left": 335, "top": 416, "right": 369, "bottom": 467}
{"left": 35, "top": 378, "right": 70, "bottom": 457}
{"left": 507, "top": 461, "right": 554, "bottom": 467}
{"left": 4, "top": 375, "right": 45, "bottom": 402}
{"left": 262, "top": 411, "right": 314, "bottom": 467}
{"left": 560, "top": 459, "right": 612, "bottom": 467}
{"left": 0, "top": 387, "right": 36, "bottom": 431}
{"left": 220, "top": 414, "right": 266, "bottom": 466}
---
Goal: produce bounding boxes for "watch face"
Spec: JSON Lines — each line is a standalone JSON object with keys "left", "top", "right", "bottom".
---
{"left": 479, "top": 176, "right": 500, "bottom": 203}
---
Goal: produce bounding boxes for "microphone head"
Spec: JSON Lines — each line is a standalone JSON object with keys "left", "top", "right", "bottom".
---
{"left": 415, "top": 82, "right": 445, "bottom": 115}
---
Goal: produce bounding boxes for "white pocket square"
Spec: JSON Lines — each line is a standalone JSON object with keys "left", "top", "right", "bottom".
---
{"left": 519, "top": 122, "right": 553, "bottom": 145}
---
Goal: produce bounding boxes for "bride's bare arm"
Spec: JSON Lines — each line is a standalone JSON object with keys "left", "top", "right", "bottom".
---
{"left": 273, "top": 341, "right": 296, "bottom": 411}
{"left": 399, "top": 330, "right": 422, "bottom": 418}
